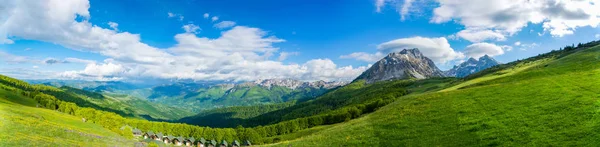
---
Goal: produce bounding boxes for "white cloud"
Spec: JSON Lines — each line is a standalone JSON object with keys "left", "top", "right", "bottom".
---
{"left": 399, "top": 0, "right": 414, "bottom": 21}
{"left": 596, "top": 34, "right": 600, "bottom": 38}
{"left": 340, "top": 52, "right": 384, "bottom": 62}
{"left": 167, "top": 12, "right": 184, "bottom": 21}
{"left": 431, "top": 0, "right": 600, "bottom": 38}
{"left": 278, "top": 52, "right": 299, "bottom": 61}
{"left": 375, "top": 0, "right": 385, "bottom": 12}
{"left": 33, "top": 66, "right": 38, "bottom": 69}
{"left": 377, "top": 36, "right": 465, "bottom": 64}
{"left": 65, "top": 57, "right": 96, "bottom": 64}
{"left": 463, "top": 43, "right": 505, "bottom": 58}
{"left": 203, "top": 13, "right": 210, "bottom": 19}
{"left": 182, "top": 24, "right": 200, "bottom": 34}
{"left": 108, "top": 22, "right": 118, "bottom": 31}
{"left": 456, "top": 29, "right": 506, "bottom": 42}
{"left": 211, "top": 16, "right": 219, "bottom": 22}
{"left": 214, "top": 21, "right": 236, "bottom": 29}
{"left": 514, "top": 41, "right": 521, "bottom": 46}
{"left": 501, "top": 45, "right": 513, "bottom": 52}
{"left": 374, "top": 0, "right": 417, "bottom": 20}
{"left": 0, "top": 51, "right": 29, "bottom": 63}
{"left": 0, "top": 0, "right": 366, "bottom": 82}
{"left": 519, "top": 43, "right": 540, "bottom": 51}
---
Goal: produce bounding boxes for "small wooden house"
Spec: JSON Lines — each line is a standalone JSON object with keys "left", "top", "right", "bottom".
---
{"left": 197, "top": 138, "right": 206, "bottom": 147}
{"left": 208, "top": 140, "right": 217, "bottom": 147}
{"left": 164, "top": 135, "right": 175, "bottom": 144}
{"left": 143, "top": 131, "right": 155, "bottom": 140}
{"left": 156, "top": 132, "right": 164, "bottom": 141}
{"left": 242, "top": 140, "right": 251, "bottom": 146}
{"left": 132, "top": 128, "right": 142, "bottom": 137}
{"left": 185, "top": 137, "right": 196, "bottom": 146}
{"left": 220, "top": 140, "right": 228, "bottom": 147}
{"left": 174, "top": 136, "right": 184, "bottom": 146}
{"left": 232, "top": 140, "right": 240, "bottom": 147}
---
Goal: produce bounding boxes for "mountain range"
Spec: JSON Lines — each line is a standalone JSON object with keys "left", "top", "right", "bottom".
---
{"left": 444, "top": 55, "right": 501, "bottom": 78}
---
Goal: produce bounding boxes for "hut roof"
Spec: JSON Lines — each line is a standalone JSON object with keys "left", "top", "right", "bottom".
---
{"left": 221, "top": 140, "right": 228, "bottom": 146}
{"left": 187, "top": 137, "right": 196, "bottom": 143}
{"left": 232, "top": 140, "right": 240, "bottom": 146}
{"left": 166, "top": 135, "right": 175, "bottom": 140}
{"left": 146, "top": 131, "right": 155, "bottom": 136}
{"left": 156, "top": 132, "right": 164, "bottom": 138}
{"left": 175, "top": 136, "right": 184, "bottom": 141}
{"left": 210, "top": 140, "right": 217, "bottom": 145}
{"left": 132, "top": 128, "right": 142, "bottom": 134}
{"left": 198, "top": 138, "right": 206, "bottom": 144}
{"left": 243, "top": 140, "right": 251, "bottom": 146}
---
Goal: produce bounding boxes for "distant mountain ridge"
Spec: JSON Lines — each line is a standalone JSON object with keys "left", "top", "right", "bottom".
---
{"left": 444, "top": 55, "right": 501, "bottom": 78}
{"left": 355, "top": 48, "right": 445, "bottom": 84}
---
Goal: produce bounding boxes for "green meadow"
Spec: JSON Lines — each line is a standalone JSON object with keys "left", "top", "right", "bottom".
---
{"left": 263, "top": 45, "right": 600, "bottom": 146}
{"left": 0, "top": 88, "right": 135, "bottom": 146}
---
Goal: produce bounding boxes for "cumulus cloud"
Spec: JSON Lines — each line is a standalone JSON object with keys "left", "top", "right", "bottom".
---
{"left": 108, "top": 22, "right": 118, "bottom": 31}
{"left": 596, "top": 34, "right": 600, "bottom": 38}
{"left": 339, "top": 52, "right": 384, "bottom": 62}
{"left": 214, "top": 21, "right": 236, "bottom": 29}
{"left": 278, "top": 52, "right": 299, "bottom": 61}
{"left": 0, "top": 0, "right": 366, "bottom": 82}
{"left": 203, "top": 13, "right": 210, "bottom": 19}
{"left": 431, "top": 0, "right": 600, "bottom": 40}
{"left": 514, "top": 41, "right": 521, "bottom": 46}
{"left": 182, "top": 24, "right": 200, "bottom": 34}
{"left": 211, "top": 16, "right": 219, "bottom": 22}
{"left": 377, "top": 36, "right": 465, "bottom": 63}
{"left": 463, "top": 43, "right": 505, "bottom": 58}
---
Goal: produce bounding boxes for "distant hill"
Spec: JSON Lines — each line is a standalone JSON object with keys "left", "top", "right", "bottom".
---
{"left": 355, "top": 48, "right": 444, "bottom": 84}
{"left": 145, "top": 79, "right": 347, "bottom": 112}
{"left": 444, "top": 55, "right": 501, "bottom": 77}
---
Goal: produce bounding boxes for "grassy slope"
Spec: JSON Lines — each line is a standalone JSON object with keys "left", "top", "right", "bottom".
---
{"left": 0, "top": 88, "right": 134, "bottom": 146}
{"left": 93, "top": 93, "right": 194, "bottom": 120}
{"left": 264, "top": 45, "right": 600, "bottom": 146}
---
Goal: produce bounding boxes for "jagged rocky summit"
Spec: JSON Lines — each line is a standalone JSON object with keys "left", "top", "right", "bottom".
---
{"left": 224, "top": 78, "right": 348, "bottom": 90}
{"left": 444, "top": 55, "right": 501, "bottom": 78}
{"left": 355, "top": 48, "right": 444, "bottom": 84}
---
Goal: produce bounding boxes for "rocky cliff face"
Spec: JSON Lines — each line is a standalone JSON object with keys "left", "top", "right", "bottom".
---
{"left": 444, "top": 55, "right": 501, "bottom": 78}
{"left": 355, "top": 48, "right": 444, "bottom": 84}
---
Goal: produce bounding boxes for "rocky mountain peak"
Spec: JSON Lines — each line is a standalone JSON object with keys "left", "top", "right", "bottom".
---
{"left": 444, "top": 55, "right": 501, "bottom": 78}
{"left": 355, "top": 48, "right": 444, "bottom": 84}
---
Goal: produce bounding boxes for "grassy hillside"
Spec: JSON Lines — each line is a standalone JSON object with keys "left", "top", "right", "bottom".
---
{"left": 264, "top": 43, "right": 600, "bottom": 146}
{"left": 150, "top": 84, "right": 333, "bottom": 112}
{"left": 0, "top": 88, "right": 135, "bottom": 146}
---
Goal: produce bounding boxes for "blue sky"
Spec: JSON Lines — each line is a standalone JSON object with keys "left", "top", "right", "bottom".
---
{"left": 1, "top": 0, "right": 599, "bottom": 82}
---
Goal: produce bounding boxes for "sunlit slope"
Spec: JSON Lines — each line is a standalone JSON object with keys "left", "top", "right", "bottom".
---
{"left": 266, "top": 45, "right": 600, "bottom": 146}
{"left": 0, "top": 88, "right": 134, "bottom": 146}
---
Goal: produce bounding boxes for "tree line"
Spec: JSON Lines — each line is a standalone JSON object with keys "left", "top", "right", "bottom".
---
{"left": 0, "top": 74, "right": 411, "bottom": 144}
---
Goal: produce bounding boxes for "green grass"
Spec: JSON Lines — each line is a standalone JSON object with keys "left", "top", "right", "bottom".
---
{"left": 262, "top": 45, "right": 600, "bottom": 146}
{"left": 0, "top": 89, "right": 135, "bottom": 146}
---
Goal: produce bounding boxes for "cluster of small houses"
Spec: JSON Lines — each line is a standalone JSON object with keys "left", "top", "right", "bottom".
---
{"left": 129, "top": 128, "right": 252, "bottom": 147}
